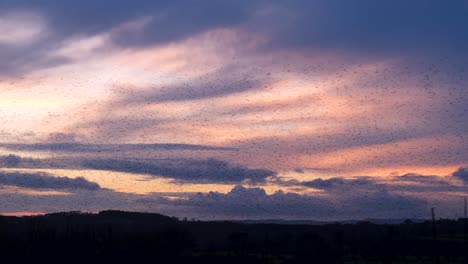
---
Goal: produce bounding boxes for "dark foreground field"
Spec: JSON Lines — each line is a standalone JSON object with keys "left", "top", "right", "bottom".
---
{"left": 0, "top": 211, "right": 467, "bottom": 263}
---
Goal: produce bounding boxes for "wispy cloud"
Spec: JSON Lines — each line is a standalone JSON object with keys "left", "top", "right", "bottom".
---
{"left": 0, "top": 11, "right": 46, "bottom": 46}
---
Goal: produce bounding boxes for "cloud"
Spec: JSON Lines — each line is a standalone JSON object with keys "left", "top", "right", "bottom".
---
{"left": 0, "top": 11, "right": 46, "bottom": 46}
{"left": 252, "top": 0, "right": 468, "bottom": 56}
{"left": 3, "top": 0, "right": 467, "bottom": 76}
{"left": 166, "top": 185, "right": 428, "bottom": 220}
{"left": 82, "top": 158, "right": 275, "bottom": 183}
{"left": 230, "top": 130, "right": 468, "bottom": 173}
{"left": 0, "top": 171, "right": 101, "bottom": 190}
{"left": 0, "top": 143, "right": 236, "bottom": 153}
{"left": 45, "top": 133, "right": 79, "bottom": 143}
{"left": 302, "top": 177, "right": 373, "bottom": 189}
{"left": 453, "top": 167, "right": 468, "bottom": 183}
{"left": 0, "top": 169, "right": 465, "bottom": 220}
{"left": 0, "top": 0, "right": 254, "bottom": 47}
{"left": 0, "top": 155, "right": 68, "bottom": 170}
{"left": 296, "top": 171, "right": 467, "bottom": 194}
{"left": 0, "top": 9, "right": 66, "bottom": 76}
{"left": 0, "top": 154, "right": 274, "bottom": 183}
{"left": 4, "top": 0, "right": 467, "bottom": 55}
{"left": 0, "top": 155, "right": 22, "bottom": 167}
{"left": 398, "top": 173, "right": 452, "bottom": 185}
{"left": 0, "top": 184, "right": 431, "bottom": 220}
{"left": 0, "top": 1, "right": 255, "bottom": 76}
{"left": 118, "top": 66, "right": 269, "bottom": 104}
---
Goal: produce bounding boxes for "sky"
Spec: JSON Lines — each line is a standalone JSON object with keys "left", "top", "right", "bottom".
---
{"left": 0, "top": 0, "right": 467, "bottom": 220}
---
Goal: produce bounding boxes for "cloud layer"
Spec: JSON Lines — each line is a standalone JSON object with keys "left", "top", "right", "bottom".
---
{"left": 82, "top": 158, "right": 275, "bottom": 183}
{"left": 0, "top": 163, "right": 467, "bottom": 219}
{"left": 0, "top": 171, "right": 100, "bottom": 190}
{"left": 0, "top": 154, "right": 275, "bottom": 183}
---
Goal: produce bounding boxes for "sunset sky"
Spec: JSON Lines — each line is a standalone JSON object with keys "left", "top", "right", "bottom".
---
{"left": 0, "top": 0, "right": 468, "bottom": 220}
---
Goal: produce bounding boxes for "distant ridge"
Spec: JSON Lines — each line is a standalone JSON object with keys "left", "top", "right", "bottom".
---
{"left": 235, "top": 218, "right": 427, "bottom": 225}
{"left": 1, "top": 210, "right": 429, "bottom": 225}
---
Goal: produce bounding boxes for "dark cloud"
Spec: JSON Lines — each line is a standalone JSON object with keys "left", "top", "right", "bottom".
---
{"left": 453, "top": 167, "right": 468, "bottom": 183}
{"left": 0, "top": 155, "right": 22, "bottom": 167}
{"left": 45, "top": 133, "right": 79, "bottom": 143}
{"left": 2, "top": 0, "right": 467, "bottom": 76}
{"left": 0, "top": 172, "right": 464, "bottom": 220}
{"left": 398, "top": 173, "right": 453, "bottom": 185}
{"left": 0, "top": 0, "right": 256, "bottom": 75}
{"left": 4, "top": 0, "right": 467, "bottom": 53}
{"left": 0, "top": 143, "right": 236, "bottom": 153}
{"left": 167, "top": 185, "right": 428, "bottom": 220}
{"left": 0, "top": 0, "right": 256, "bottom": 47}
{"left": 0, "top": 44, "right": 69, "bottom": 77}
{"left": 293, "top": 168, "right": 305, "bottom": 174}
{"left": 82, "top": 158, "right": 275, "bottom": 183}
{"left": 302, "top": 177, "right": 373, "bottom": 189}
{"left": 0, "top": 25, "right": 73, "bottom": 77}
{"left": 0, "top": 184, "right": 431, "bottom": 220}
{"left": 279, "top": 171, "right": 467, "bottom": 195}
{"left": 254, "top": 0, "right": 468, "bottom": 55}
{"left": 0, "top": 171, "right": 101, "bottom": 190}
{"left": 0, "top": 155, "right": 69, "bottom": 170}
{"left": 0, "top": 154, "right": 274, "bottom": 183}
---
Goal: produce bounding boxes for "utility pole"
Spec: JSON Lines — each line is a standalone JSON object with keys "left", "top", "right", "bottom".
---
{"left": 431, "top": 207, "right": 440, "bottom": 264}
{"left": 464, "top": 197, "right": 467, "bottom": 242}
{"left": 431, "top": 208, "right": 437, "bottom": 240}
{"left": 464, "top": 197, "right": 468, "bottom": 264}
